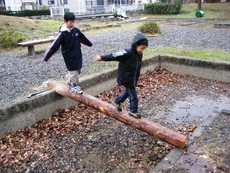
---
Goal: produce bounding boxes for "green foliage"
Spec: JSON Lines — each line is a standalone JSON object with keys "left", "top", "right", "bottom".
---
{"left": 0, "top": 9, "right": 50, "bottom": 16}
{"left": 138, "top": 21, "right": 161, "bottom": 35}
{"left": 0, "top": 31, "right": 25, "bottom": 48}
{"left": 145, "top": 2, "right": 182, "bottom": 14}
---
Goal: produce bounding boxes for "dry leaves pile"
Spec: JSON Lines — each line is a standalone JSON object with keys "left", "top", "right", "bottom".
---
{"left": 0, "top": 105, "right": 104, "bottom": 168}
{"left": 97, "top": 66, "right": 186, "bottom": 109}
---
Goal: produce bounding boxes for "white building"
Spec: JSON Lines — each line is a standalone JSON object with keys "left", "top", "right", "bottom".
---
{"left": 2, "top": 0, "right": 146, "bottom": 14}
{"left": 4, "top": 0, "right": 37, "bottom": 11}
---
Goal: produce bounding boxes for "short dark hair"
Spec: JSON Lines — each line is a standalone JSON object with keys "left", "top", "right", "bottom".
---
{"left": 64, "top": 12, "right": 75, "bottom": 21}
{"left": 136, "top": 39, "right": 148, "bottom": 47}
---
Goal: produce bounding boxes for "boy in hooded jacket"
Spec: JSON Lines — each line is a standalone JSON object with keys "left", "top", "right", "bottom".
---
{"left": 95, "top": 33, "right": 148, "bottom": 118}
{"left": 42, "top": 12, "right": 92, "bottom": 94}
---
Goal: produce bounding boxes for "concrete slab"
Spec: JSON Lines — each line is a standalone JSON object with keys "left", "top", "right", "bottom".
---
{"left": 149, "top": 149, "right": 183, "bottom": 173}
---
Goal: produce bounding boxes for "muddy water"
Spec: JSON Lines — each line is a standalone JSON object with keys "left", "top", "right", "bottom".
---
{"left": 160, "top": 94, "right": 230, "bottom": 125}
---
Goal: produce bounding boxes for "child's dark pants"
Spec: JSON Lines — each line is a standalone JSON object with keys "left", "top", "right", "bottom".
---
{"left": 115, "top": 87, "right": 138, "bottom": 113}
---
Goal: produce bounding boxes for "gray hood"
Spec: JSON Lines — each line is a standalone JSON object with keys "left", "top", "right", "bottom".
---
{"left": 131, "top": 32, "right": 148, "bottom": 48}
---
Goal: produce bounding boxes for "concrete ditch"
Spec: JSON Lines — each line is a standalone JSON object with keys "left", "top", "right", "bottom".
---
{"left": 0, "top": 54, "right": 230, "bottom": 136}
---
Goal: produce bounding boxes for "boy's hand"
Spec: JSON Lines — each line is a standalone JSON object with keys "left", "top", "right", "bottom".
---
{"left": 41, "top": 59, "right": 45, "bottom": 62}
{"left": 95, "top": 55, "right": 102, "bottom": 61}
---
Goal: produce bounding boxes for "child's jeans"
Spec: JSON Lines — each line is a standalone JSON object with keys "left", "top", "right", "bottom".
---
{"left": 66, "top": 70, "right": 81, "bottom": 84}
{"left": 115, "top": 87, "right": 138, "bottom": 113}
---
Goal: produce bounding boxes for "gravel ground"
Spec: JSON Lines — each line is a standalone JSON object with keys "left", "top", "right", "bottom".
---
{"left": 0, "top": 22, "right": 230, "bottom": 106}
{"left": 0, "top": 67, "right": 229, "bottom": 172}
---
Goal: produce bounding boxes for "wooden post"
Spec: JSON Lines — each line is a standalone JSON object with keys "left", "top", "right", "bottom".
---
{"left": 28, "top": 45, "right": 35, "bottom": 55}
{"left": 48, "top": 81, "right": 188, "bottom": 148}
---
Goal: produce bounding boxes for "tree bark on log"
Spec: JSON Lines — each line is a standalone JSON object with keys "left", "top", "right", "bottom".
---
{"left": 48, "top": 81, "right": 188, "bottom": 148}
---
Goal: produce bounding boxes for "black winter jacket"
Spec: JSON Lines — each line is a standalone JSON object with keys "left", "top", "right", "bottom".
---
{"left": 101, "top": 33, "right": 148, "bottom": 87}
{"left": 44, "top": 24, "right": 92, "bottom": 71}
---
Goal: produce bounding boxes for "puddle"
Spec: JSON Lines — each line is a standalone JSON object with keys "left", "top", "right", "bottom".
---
{"left": 161, "top": 95, "right": 230, "bottom": 125}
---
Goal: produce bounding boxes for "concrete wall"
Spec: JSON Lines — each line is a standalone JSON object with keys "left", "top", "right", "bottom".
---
{"left": 1, "top": 54, "right": 230, "bottom": 136}
{"left": 158, "top": 54, "right": 230, "bottom": 82}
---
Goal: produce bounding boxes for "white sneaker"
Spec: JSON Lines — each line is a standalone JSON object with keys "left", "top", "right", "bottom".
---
{"left": 70, "top": 84, "right": 83, "bottom": 94}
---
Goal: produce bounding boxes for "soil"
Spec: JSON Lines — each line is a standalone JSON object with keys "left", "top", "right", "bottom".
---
{"left": 0, "top": 67, "right": 229, "bottom": 172}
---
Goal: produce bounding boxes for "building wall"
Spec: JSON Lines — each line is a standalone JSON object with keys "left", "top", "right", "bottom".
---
{"left": 5, "top": 0, "right": 36, "bottom": 11}
{"left": 4, "top": 0, "right": 139, "bottom": 12}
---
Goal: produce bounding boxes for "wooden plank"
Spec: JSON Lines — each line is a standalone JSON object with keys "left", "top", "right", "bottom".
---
{"left": 48, "top": 80, "right": 189, "bottom": 149}
{"left": 17, "top": 37, "right": 56, "bottom": 47}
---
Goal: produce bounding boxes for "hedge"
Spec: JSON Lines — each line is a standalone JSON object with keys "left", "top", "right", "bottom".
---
{"left": 145, "top": 2, "right": 182, "bottom": 14}
{"left": 0, "top": 9, "right": 50, "bottom": 16}
{"left": 0, "top": 31, "right": 25, "bottom": 48}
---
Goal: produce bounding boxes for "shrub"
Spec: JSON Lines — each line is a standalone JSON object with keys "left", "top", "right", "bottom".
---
{"left": 138, "top": 21, "right": 161, "bottom": 35}
{"left": 145, "top": 2, "right": 182, "bottom": 14}
{"left": 0, "top": 9, "right": 50, "bottom": 16}
{"left": 0, "top": 31, "right": 25, "bottom": 48}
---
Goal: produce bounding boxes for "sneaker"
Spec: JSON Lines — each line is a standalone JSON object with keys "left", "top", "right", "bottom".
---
{"left": 113, "top": 101, "right": 122, "bottom": 112}
{"left": 129, "top": 112, "right": 142, "bottom": 119}
{"left": 70, "top": 84, "right": 83, "bottom": 94}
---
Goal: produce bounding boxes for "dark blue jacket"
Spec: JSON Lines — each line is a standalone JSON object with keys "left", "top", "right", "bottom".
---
{"left": 101, "top": 33, "right": 148, "bottom": 87}
{"left": 44, "top": 24, "right": 92, "bottom": 71}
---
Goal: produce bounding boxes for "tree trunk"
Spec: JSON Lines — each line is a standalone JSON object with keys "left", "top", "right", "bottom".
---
{"left": 48, "top": 81, "right": 188, "bottom": 148}
{"left": 198, "top": 0, "right": 201, "bottom": 10}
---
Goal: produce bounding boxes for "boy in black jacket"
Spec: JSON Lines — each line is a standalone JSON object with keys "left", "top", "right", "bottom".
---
{"left": 95, "top": 33, "right": 148, "bottom": 118}
{"left": 42, "top": 12, "right": 92, "bottom": 94}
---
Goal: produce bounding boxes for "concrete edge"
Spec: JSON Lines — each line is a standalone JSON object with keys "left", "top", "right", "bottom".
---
{"left": 0, "top": 67, "right": 118, "bottom": 122}
{"left": 1, "top": 54, "right": 230, "bottom": 136}
{"left": 158, "top": 54, "right": 230, "bottom": 83}
{"left": 118, "top": 18, "right": 230, "bottom": 24}
{"left": 158, "top": 53, "right": 230, "bottom": 71}
{"left": 81, "top": 24, "right": 121, "bottom": 32}
{"left": 149, "top": 112, "right": 220, "bottom": 173}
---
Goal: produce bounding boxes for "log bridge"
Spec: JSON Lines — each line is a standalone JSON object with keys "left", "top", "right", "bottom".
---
{"left": 48, "top": 81, "right": 188, "bottom": 149}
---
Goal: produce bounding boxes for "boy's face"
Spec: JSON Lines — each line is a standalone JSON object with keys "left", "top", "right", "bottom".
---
{"left": 136, "top": 45, "right": 147, "bottom": 55}
{"left": 64, "top": 20, "right": 75, "bottom": 29}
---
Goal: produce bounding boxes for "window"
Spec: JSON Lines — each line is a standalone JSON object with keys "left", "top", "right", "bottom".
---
{"left": 38, "top": 0, "right": 43, "bottom": 5}
{"left": 63, "top": 0, "right": 68, "bottom": 4}
{"left": 60, "top": 0, "right": 68, "bottom": 4}
{"left": 48, "top": 0, "right": 55, "bottom": 5}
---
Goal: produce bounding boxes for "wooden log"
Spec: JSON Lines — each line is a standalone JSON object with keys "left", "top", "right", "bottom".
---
{"left": 48, "top": 81, "right": 188, "bottom": 148}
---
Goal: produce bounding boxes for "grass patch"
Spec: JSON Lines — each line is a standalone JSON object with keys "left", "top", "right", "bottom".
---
{"left": 144, "top": 47, "right": 230, "bottom": 62}
{"left": 0, "top": 15, "right": 63, "bottom": 40}
{"left": 0, "top": 15, "right": 119, "bottom": 42}
{"left": 144, "top": 3, "right": 230, "bottom": 18}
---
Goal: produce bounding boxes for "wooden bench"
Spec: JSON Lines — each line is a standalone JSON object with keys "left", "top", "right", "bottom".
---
{"left": 17, "top": 37, "right": 56, "bottom": 55}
